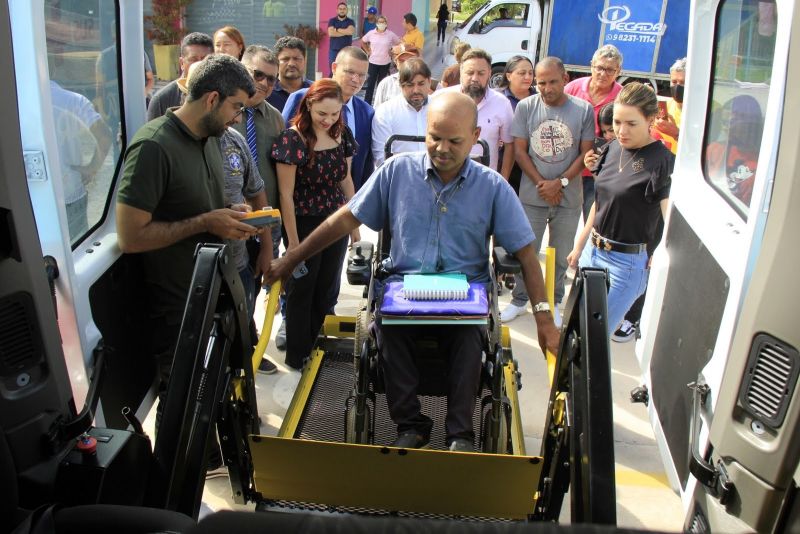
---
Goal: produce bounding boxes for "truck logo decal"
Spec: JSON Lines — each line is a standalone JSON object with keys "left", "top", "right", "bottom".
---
{"left": 598, "top": 5, "right": 667, "bottom": 36}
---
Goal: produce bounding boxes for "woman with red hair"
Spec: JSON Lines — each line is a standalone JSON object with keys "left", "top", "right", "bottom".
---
{"left": 271, "top": 79, "right": 359, "bottom": 370}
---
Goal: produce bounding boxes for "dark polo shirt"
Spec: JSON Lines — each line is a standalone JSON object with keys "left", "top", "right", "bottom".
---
{"left": 117, "top": 109, "right": 225, "bottom": 324}
{"left": 232, "top": 99, "right": 284, "bottom": 208}
{"left": 266, "top": 78, "right": 312, "bottom": 113}
{"left": 146, "top": 80, "right": 182, "bottom": 122}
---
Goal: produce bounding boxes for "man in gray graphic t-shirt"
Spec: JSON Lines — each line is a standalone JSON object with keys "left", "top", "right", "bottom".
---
{"left": 501, "top": 56, "right": 594, "bottom": 326}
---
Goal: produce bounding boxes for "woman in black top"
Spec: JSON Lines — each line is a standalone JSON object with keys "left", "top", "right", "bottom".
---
{"left": 567, "top": 83, "right": 674, "bottom": 335}
{"left": 436, "top": 3, "right": 450, "bottom": 45}
{"left": 272, "top": 79, "right": 359, "bottom": 369}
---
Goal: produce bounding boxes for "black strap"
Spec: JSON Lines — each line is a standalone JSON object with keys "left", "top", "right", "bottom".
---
{"left": 11, "top": 504, "right": 59, "bottom": 534}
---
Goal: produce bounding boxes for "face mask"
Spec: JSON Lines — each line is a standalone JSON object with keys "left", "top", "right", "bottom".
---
{"left": 670, "top": 83, "right": 684, "bottom": 103}
{"left": 377, "top": 23, "right": 387, "bottom": 31}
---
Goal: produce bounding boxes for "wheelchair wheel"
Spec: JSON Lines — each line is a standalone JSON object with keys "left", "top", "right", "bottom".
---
{"left": 345, "top": 308, "right": 373, "bottom": 444}
{"left": 354, "top": 307, "right": 370, "bottom": 360}
{"left": 344, "top": 401, "right": 372, "bottom": 444}
{"left": 481, "top": 402, "right": 511, "bottom": 454}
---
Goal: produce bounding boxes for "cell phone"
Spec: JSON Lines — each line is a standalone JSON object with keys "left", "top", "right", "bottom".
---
{"left": 593, "top": 137, "right": 607, "bottom": 153}
{"left": 657, "top": 100, "right": 668, "bottom": 119}
{"left": 292, "top": 261, "right": 309, "bottom": 279}
{"left": 242, "top": 208, "right": 281, "bottom": 228}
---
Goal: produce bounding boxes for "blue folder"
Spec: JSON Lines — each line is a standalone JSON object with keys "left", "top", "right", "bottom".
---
{"left": 380, "top": 281, "right": 489, "bottom": 325}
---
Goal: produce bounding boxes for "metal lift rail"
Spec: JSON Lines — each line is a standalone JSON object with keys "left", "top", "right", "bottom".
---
{"left": 150, "top": 244, "right": 617, "bottom": 524}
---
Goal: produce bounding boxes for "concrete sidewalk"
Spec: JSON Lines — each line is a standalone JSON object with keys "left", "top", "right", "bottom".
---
{"left": 422, "top": 20, "right": 453, "bottom": 80}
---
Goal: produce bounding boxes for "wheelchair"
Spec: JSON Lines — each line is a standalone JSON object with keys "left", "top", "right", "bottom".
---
{"left": 343, "top": 238, "right": 524, "bottom": 454}
{"left": 342, "top": 136, "right": 520, "bottom": 453}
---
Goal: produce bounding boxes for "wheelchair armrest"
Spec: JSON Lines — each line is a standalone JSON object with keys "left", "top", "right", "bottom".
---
{"left": 493, "top": 247, "right": 521, "bottom": 275}
{"left": 347, "top": 241, "right": 375, "bottom": 286}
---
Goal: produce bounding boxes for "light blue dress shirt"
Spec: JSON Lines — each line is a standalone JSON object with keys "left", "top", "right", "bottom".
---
{"left": 348, "top": 152, "right": 535, "bottom": 283}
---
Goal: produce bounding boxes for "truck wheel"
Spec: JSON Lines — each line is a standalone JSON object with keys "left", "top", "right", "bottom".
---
{"left": 490, "top": 65, "right": 506, "bottom": 89}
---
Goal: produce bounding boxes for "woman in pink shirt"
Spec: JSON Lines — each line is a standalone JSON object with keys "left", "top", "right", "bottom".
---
{"left": 361, "top": 15, "right": 401, "bottom": 105}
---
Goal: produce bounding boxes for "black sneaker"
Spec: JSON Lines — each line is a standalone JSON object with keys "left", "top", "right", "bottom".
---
{"left": 392, "top": 431, "right": 429, "bottom": 449}
{"left": 612, "top": 320, "right": 636, "bottom": 343}
{"left": 258, "top": 358, "right": 278, "bottom": 374}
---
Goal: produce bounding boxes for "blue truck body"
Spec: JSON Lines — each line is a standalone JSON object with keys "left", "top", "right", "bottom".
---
{"left": 543, "top": 0, "right": 690, "bottom": 79}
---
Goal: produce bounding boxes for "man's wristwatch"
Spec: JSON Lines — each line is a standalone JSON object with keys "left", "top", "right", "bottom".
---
{"left": 533, "top": 302, "right": 551, "bottom": 314}
{"left": 560, "top": 177, "right": 569, "bottom": 188}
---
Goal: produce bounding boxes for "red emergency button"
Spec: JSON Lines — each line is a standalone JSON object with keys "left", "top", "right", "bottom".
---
{"left": 76, "top": 434, "right": 97, "bottom": 455}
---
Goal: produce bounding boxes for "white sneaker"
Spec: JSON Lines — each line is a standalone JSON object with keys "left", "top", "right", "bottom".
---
{"left": 500, "top": 303, "right": 527, "bottom": 323}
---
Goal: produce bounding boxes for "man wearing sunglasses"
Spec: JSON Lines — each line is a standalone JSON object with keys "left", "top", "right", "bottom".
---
{"left": 233, "top": 45, "right": 286, "bottom": 374}
{"left": 236, "top": 44, "right": 284, "bottom": 225}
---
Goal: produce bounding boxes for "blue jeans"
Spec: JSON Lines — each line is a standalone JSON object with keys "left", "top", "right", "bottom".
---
{"left": 511, "top": 203, "right": 581, "bottom": 306}
{"left": 579, "top": 244, "right": 648, "bottom": 335}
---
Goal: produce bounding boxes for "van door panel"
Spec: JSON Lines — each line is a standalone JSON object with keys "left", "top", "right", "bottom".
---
{"left": 649, "top": 208, "right": 729, "bottom": 488}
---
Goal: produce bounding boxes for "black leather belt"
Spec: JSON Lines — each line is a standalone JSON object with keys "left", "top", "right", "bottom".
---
{"left": 591, "top": 230, "right": 647, "bottom": 254}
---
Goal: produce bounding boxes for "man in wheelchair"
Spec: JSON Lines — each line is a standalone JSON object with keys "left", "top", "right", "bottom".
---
{"left": 264, "top": 92, "right": 559, "bottom": 451}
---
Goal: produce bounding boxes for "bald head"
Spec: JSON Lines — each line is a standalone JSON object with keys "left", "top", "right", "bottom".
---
{"left": 426, "top": 92, "right": 481, "bottom": 182}
{"left": 428, "top": 91, "right": 478, "bottom": 130}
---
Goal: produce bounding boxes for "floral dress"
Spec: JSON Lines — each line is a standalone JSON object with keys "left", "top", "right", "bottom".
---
{"left": 270, "top": 126, "right": 356, "bottom": 216}
{"left": 269, "top": 126, "right": 358, "bottom": 370}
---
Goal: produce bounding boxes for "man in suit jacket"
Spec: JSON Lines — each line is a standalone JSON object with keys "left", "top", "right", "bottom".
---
{"left": 282, "top": 46, "right": 374, "bottom": 191}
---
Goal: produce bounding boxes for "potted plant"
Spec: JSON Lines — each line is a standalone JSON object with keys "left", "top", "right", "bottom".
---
{"left": 145, "top": 0, "right": 193, "bottom": 81}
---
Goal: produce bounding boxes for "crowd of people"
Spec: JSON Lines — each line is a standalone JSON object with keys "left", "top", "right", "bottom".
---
{"left": 115, "top": 11, "right": 699, "bottom": 454}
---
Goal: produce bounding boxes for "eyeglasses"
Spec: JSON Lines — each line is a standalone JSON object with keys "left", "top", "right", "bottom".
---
{"left": 342, "top": 68, "right": 367, "bottom": 80}
{"left": 592, "top": 64, "right": 618, "bottom": 75}
{"left": 250, "top": 68, "right": 277, "bottom": 85}
{"left": 232, "top": 106, "right": 246, "bottom": 120}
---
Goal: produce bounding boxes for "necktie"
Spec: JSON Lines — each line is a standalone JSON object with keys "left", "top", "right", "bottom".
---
{"left": 343, "top": 104, "right": 353, "bottom": 136}
{"left": 245, "top": 108, "right": 258, "bottom": 165}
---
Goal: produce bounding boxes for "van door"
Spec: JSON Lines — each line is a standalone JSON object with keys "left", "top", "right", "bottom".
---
{"left": 9, "top": 0, "right": 150, "bottom": 425}
{"left": 638, "top": 0, "right": 793, "bottom": 529}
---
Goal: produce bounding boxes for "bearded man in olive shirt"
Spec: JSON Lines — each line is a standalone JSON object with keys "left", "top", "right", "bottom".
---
{"left": 116, "top": 55, "right": 259, "bottom": 414}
